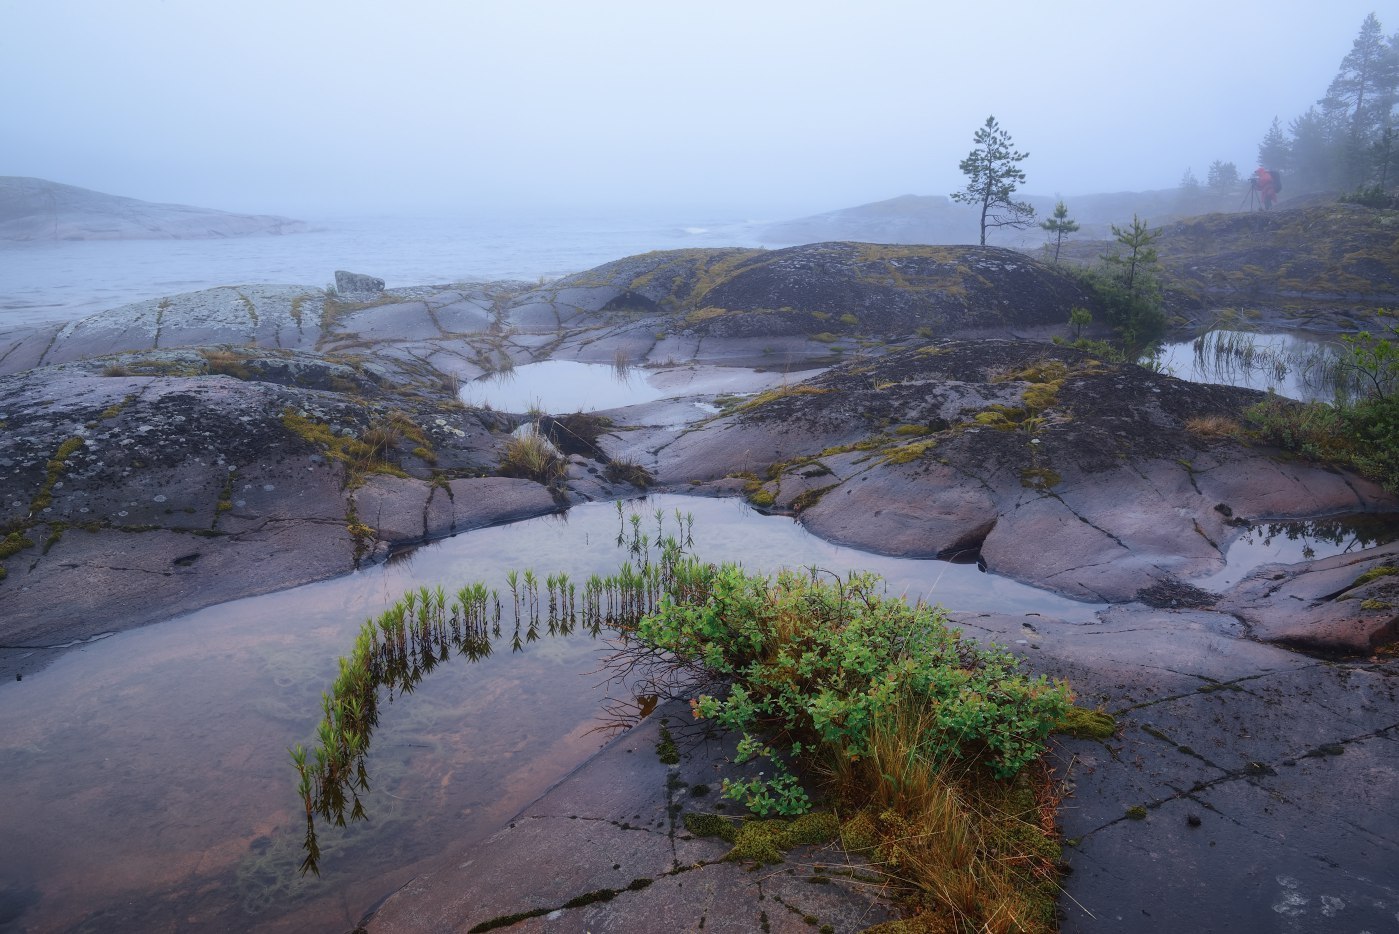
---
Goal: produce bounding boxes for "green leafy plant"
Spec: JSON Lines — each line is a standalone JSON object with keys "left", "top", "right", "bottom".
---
{"left": 637, "top": 567, "right": 1070, "bottom": 815}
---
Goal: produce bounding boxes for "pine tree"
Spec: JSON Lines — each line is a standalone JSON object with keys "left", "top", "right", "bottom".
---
{"left": 1206, "top": 160, "right": 1240, "bottom": 197}
{"left": 1098, "top": 216, "right": 1164, "bottom": 352}
{"left": 951, "top": 116, "right": 1035, "bottom": 246}
{"left": 1258, "top": 117, "right": 1291, "bottom": 172}
{"left": 1320, "top": 13, "right": 1399, "bottom": 186}
{"left": 1177, "top": 168, "right": 1203, "bottom": 212}
{"left": 1289, "top": 106, "right": 1339, "bottom": 191}
{"left": 1039, "top": 200, "right": 1079, "bottom": 265}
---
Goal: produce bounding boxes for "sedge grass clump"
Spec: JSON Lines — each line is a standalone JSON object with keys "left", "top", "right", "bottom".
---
{"left": 498, "top": 430, "right": 566, "bottom": 487}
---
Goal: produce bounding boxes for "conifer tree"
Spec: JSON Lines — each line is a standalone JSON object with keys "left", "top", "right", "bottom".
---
{"left": 951, "top": 116, "right": 1035, "bottom": 246}
{"left": 1039, "top": 200, "right": 1079, "bottom": 265}
{"left": 1257, "top": 117, "right": 1291, "bottom": 171}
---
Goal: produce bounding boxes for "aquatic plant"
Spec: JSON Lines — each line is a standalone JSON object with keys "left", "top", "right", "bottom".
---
{"left": 293, "top": 506, "right": 701, "bottom": 874}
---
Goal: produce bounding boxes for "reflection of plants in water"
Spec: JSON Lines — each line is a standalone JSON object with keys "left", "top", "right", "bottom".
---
{"left": 1185, "top": 329, "right": 1362, "bottom": 400}
{"left": 293, "top": 506, "right": 698, "bottom": 875}
{"left": 1237, "top": 516, "right": 1399, "bottom": 561}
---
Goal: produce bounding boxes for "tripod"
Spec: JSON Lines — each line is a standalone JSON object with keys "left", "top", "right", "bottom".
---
{"left": 1240, "top": 178, "right": 1261, "bottom": 211}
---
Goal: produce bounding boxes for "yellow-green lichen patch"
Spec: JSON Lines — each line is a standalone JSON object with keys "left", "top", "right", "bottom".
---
{"left": 31, "top": 436, "right": 85, "bottom": 511}
{"left": 736, "top": 385, "right": 832, "bottom": 413}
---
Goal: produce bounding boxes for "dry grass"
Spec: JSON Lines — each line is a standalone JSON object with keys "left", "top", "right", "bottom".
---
{"left": 1184, "top": 415, "right": 1244, "bottom": 440}
{"left": 829, "top": 695, "right": 1062, "bottom": 934}
{"left": 202, "top": 349, "right": 253, "bottom": 380}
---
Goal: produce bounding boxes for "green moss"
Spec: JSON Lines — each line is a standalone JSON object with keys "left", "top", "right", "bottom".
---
{"left": 882, "top": 439, "right": 937, "bottom": 465}
{"left": 1354, "top": 566, "right": 1397, "bottom": 587}
{"left": 0, "top": 531, "right": 35, "bottom": 559}
{"left": 974, "top": 409, "right": 1021, "bottom": 431}
{"left": 41, "top": 522, "right": 65, "bottom": 555}
{"left": 893, "top": 424, "right": 931, "bottom": 436}
{"left": 839, "top": 811, "right": 878, "bottom": 853}
{"left": 1054, "top": 706, "right": 1117, "bottom": 740}
{"left": 282, "top": 409, "right": 409, "bottom": 487}
{"left": 31, "top": 436, "right": 85, "bottom": 511}
{"left": 790, "top": 485, "right": 837, "bottom": 513}
{"left": 729, "top": 820, "right": 792, "bottom": 864}
{"left": 839, "top": 313, "right": 859, "bottom": 326}
{"left": 685, "top": 812, "right": 837, "bottom": 865}
{"left": 655, "top": 721, "right": 679, "bottom": 765}
{"left": 749, "top": 488, "right": 776, "bottom": 508}
{"left": 1360, "top": 598, "right": 1393, "bottom": 611}
{"left": 99, "top": 394, "right": 135, "bottom": 419}
{"left": 683, "top": 812, "right": 738, "bottom": 842}
{"left": 1125, "top": 805, "right": 1148, "bottom": 820}
{"left": 736, "top": 385, "right": 831, "bottom": 413}
{"left": 783, "top": 811, "right": 839, "bottom": 846}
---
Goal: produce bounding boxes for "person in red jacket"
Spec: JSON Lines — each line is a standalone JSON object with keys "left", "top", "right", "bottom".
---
{"left": 1254, "top": 167, "right": 1279, "bottom": 210}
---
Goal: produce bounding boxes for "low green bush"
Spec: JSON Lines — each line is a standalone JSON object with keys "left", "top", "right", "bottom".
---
{"left": 636, "top": 566, "right": 1070, "bottom": 815}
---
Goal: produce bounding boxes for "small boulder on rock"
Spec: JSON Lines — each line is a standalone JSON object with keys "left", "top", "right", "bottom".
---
{"left": 334, "top": 270, "right": 385, "bottom": 294}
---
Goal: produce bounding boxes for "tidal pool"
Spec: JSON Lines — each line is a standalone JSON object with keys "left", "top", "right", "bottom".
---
{"left": 0, "top": 495, "right": 1098, "bottom": 933}
{"left": 457, "top": 360, "right": 819, "bottom": 414}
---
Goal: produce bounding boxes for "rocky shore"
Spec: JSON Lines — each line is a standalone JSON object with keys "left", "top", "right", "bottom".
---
{"left": 2, "top": 210, "right": 1398, "bottom": 931}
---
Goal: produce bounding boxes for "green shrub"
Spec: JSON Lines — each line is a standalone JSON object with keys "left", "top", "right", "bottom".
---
{"left": 636, "top": 567, "right": 1070, "bottom": 815}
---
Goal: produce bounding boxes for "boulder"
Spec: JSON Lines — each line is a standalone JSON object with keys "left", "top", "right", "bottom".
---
{"left": 335, "top": 269, "right": 386, "bottom": 293}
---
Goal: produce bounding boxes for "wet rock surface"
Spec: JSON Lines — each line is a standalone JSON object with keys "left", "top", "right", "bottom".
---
{"left": 954, "top": 608, "right": 1399, "bottom": 933}
{"left": 365, "top": 701, "right": 898, "bottom": 934}
{"left": 0, "top": 357, "right": 557, "bottom": 677}
{"left": 647, "top": 339, "right": 1396, "bottom": 619}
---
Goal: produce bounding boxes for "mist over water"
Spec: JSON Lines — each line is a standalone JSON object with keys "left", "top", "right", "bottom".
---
{"left": 0, "top": 210, "right": 769, "bottom": 328}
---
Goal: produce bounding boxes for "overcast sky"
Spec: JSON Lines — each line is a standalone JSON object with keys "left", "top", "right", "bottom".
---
{"left": 2, "top": 0, "right": 1388, "bottom": 218}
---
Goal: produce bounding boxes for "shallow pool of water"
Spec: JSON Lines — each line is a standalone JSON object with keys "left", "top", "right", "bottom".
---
{"left": 1155, "top": 329, "right": 1352, "bottom": 403}
{"left": 0, "top": 495, "right": 1097, "bottom": 933}
{"left": 457, "top": 360, "right": 814, "bottom": 414}
{"left": 1196, "top": 514, "right": 1399, "bottom": 591}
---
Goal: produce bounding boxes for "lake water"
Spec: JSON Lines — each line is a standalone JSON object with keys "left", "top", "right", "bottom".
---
{"left": 0, "top": 495, "right": 1102, "bottom": 934}
{"left": 0, "top": 210, "right": 770, "bottom": 329}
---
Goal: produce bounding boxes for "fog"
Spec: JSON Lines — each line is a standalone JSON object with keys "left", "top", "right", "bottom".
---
{"left": 2, "top": 0, "right": 1385, "bottom": 217}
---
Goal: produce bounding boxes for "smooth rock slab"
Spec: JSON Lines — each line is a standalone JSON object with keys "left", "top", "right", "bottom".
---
{"left": 365, "top": 701, "right": 897, "bottom": 933}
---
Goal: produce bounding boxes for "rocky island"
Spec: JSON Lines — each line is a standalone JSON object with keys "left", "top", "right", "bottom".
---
{"left": 2, "top": 202, "right": 1397, "bottom": 932}
{"left": 0, "top": 176, "right": 306, "bottom": 240}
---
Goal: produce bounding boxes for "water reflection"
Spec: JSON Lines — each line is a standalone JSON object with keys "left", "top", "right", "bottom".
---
{"left": 1198, "top": 514, "right": 1399, "bottom": 590}
{"left": 457, "top": 359, "right": 810, "bottom": 414}
{"left": 1155, "top": 329, "right": 1357, "bottom": 403}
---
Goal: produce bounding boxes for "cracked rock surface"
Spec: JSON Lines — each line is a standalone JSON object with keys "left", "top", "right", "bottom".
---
{"left": 365, "top": 700, "right": 897, "bottom": 934}
{"left": 951, "top": 608, "right": 1399, "bottom": 933}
